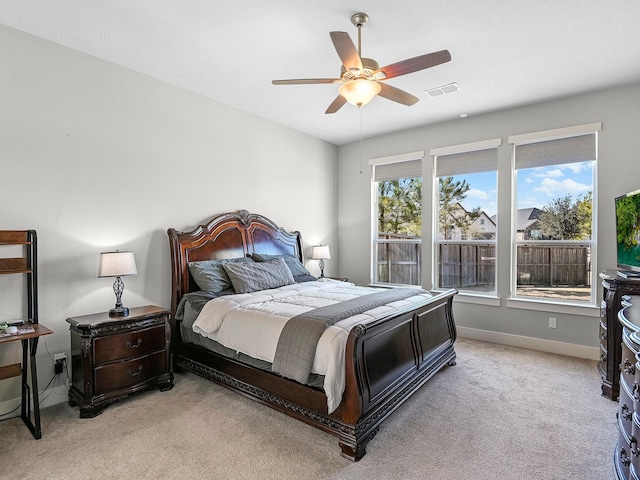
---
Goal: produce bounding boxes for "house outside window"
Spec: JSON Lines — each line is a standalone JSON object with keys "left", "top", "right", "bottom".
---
{"left": 509, "top": 123, "right": 600, "bottom": 305}
{"left": 370, "top": 151, "right": 424, "bottom": 286}
{"left": 431, "top": 139, "right": 501, "bottom": 295}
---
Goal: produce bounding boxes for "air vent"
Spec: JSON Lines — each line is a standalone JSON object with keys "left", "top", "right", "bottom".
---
{"left": 425, "top": 82, "right": 460, "bottom": 98}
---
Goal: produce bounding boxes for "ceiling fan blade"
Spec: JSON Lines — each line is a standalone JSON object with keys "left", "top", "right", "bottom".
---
{"left": 272, "top": 78, "right": 339, "bottom": 85}
{"left": 325, "top": 95, "right": 347, "bottom": 114}
{"left": 330, "top": 31, "right": 363, "bottom": 72}
{"left": 377, "top": 83, "right": 419, "bottom": 106}
{"left": 378, "top": 50, "right": 451, "bottom": 80}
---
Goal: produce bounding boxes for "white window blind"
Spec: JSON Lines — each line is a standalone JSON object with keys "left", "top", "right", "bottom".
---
{"left": 374, "top": 159, "right": 422, "bottom": 182}
{"left": 514, "top": 134, "right": 596, "bottom": 170}
{"left": 431, "top": 138, "right": 501, "bottom": 176}
{"left": 435, "top": 148, "right": 498, "bottom": 176}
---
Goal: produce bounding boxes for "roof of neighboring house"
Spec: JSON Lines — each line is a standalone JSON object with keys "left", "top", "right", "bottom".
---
{"left": 490, "top": 207, "right": 543, "bottom": 231}
{"left": 518, "top": 208, "right": 542, "bottom": 231}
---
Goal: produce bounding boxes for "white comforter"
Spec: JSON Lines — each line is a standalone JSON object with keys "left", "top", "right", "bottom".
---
{"left": 192, "top": 279, "right": 432, "bottom": 413}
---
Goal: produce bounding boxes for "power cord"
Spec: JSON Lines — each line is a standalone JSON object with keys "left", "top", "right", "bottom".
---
{"left": 0, "top": 336, "right": 70, "bottom": 419}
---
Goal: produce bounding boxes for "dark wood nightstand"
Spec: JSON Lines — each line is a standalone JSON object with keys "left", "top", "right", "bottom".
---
{"left": 66, "top": 305, "right": 173, "bottom": 418}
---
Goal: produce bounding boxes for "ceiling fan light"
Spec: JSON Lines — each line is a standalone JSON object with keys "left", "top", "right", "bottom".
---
{"left": 338, "top": 79, "right": 381, "bottom": 107}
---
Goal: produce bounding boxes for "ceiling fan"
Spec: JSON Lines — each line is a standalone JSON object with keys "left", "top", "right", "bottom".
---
{"left": 272, "top": 12, "right": 451, "bottom": 114}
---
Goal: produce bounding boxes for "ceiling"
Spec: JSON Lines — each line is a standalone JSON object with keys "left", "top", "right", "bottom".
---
{"left": 1, "top": 0, "right": 640, "bottom": 146}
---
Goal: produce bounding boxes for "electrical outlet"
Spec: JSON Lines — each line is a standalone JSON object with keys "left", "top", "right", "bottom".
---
{"left": 54, "top": 353, "right": 67, "bottom": 374}
{"left": 549, "top": 317, "right": 557, "bottom": 328}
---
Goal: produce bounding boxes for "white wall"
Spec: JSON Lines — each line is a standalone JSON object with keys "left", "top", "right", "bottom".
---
{"left": 0, "top": 24, "right": 338, "bottom": 407}
{"left": 337, "top": 82, "right": 640, "bottom": 354}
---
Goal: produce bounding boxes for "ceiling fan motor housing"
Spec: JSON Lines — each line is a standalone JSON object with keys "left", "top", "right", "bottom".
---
{"left": 340, "top": 58, "right": 380, "bottom": 80}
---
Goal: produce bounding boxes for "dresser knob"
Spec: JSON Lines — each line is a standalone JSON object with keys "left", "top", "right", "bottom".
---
{"left": 622, "top": 403, "right": 633, "bottom": 421}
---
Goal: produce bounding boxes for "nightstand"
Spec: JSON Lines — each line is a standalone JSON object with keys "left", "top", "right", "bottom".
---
{"left": 67, "top": 305, "right": 173, "bottom": 418}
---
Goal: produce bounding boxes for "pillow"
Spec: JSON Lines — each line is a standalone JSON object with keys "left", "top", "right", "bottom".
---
{"left": 188, "top": 257, "right": 254, "bottom": 293}
{"left": 293, "top": 274, "right": 317, "bottom": 283}
{"left": 251, "top": 253, "right": 315, "bottom": 279}
{"left": 223, "top": 257, "right": 295, "bottom": 294}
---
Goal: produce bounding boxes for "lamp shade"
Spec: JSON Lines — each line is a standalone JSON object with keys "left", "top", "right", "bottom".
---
{"left": 98, "top": 251, "right": 137, "bottom": 277}
{"left": 311, "top": 245, "right": 331, "bottom": 260}
{"left": 338, "top": 79, "right": 381, "bottom": 107}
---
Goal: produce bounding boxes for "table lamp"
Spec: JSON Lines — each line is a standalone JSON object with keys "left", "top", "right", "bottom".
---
{"left": 98, "top": 250, "right": 137, "bottom": 317}
{"left": 311, "top": 245, "right": 331, "bottom": 278}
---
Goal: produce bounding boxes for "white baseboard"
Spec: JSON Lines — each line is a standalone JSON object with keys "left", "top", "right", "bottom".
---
{"left": 457, "top": 326, "right": 600, "bottom": 361}
{"left": 0, "top": 385, "right": 69, "bottom": 420}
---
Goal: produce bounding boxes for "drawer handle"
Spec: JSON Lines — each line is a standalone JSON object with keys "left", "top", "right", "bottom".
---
{"left": 128, "top": 365, "right": 143, "bottom": 377}
{"left": 127, "top": 338, "right": 143, "bottom": 349}
{"left": 621, "top": 447, "right": 631, "bottom": 467}
{"left": 632, "top": 437, "right": 640, "bottom": 457}
{"left": 624, "top": 359, "right": 636, "bottom": 376}
{"left": 600, "top": 353, "right": 607, "bottom": 363}
{"left": 634, "top": 383, "right": 640, "bottom": 402}
{"left": 601, "top": 331, "right": 607, "bottom": 340}
{"left": 622, "top": 403, "right": 633, "bottom": 421}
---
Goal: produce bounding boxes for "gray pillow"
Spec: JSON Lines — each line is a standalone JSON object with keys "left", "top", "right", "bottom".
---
{"left": 188, "top": 257, "right": 254, "bottom": 293}
{"left": 251, "top": 253, "right": 315, "bottom": 278}
{"left": 223, "top": 257, "right": 295, "bottom": 294}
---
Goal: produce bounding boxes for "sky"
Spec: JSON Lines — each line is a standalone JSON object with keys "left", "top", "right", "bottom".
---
{"left": 454, "top": 161, "right": 594, "bottom": 217}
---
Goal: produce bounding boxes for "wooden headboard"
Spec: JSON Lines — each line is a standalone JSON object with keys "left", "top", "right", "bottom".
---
{"left": 167, "top": 209, "right": 304, "bottom": 319}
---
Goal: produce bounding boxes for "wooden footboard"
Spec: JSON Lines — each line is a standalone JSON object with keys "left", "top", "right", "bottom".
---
{"left": 338, "top": 288, "right": 457, "bottom": 460}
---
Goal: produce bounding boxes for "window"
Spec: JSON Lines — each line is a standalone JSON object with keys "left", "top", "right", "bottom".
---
{"left": 432, "top": 139, "right": 500, "bottom": 295}
{"left": 370, "top": 151, "right": 423, "bottom": 286}
{"left": 509, "top": 123, "right": 600, "bottom": 305}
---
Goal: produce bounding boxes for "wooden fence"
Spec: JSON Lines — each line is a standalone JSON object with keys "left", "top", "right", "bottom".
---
{"left": 514, "top": 244, "right": 590, "bottom": 286}
{"left": 377, "top": 238, "right": 591, "bottom": 288}
{"left": 376, "top": 236, "right": 421, "bottom": 285}
{"left": 439, "top": 243, "right": 496, "bottom": 289}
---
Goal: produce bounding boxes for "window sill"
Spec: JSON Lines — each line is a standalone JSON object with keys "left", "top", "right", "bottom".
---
{"left": 450, "top": 291, "right": 501, "bottom": 307}
{"left": 506, "top": 297, "right": 600, "bottom": 317}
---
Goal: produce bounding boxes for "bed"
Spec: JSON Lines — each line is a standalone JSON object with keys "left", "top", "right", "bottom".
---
{"left": 167, "top": 209, "right": 457, "bottom": 461}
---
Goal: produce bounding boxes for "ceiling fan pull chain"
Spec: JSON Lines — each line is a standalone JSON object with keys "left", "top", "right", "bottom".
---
{"left": 359, "top": 107, "right": 364, "bottom": 174}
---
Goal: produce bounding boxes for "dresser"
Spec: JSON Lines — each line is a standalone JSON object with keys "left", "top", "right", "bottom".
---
{"left": 67, "top": 305, "right": 173, "bottom": 417}
{"left": 615, "top": 295, "right": 640, "bottom": 480}
{"left": 599, "top": 271, "right": 640, "bottom": 400}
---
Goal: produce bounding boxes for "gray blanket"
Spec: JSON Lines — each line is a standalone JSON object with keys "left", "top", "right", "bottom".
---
{"left": 271, "top": 287, "right": 427, "bottom": 383}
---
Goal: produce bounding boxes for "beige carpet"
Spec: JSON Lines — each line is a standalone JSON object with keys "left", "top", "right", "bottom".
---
{"left": 2, "top": 338, "right": 617, "bottom": 480}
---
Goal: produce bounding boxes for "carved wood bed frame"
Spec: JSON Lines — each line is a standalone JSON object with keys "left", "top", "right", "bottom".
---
{"left": 167, "top": 210, "right": 457, "bottom": 461}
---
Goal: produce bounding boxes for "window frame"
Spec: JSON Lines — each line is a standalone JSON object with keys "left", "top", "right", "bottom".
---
{"left": 508, "top": 123, "right": 600, "bottom": 307}
{"left": 370, "top": 151, "right": 425, "bottom": 286}
{"left": 431, "top": 138, "right": 501, "bottom": 297}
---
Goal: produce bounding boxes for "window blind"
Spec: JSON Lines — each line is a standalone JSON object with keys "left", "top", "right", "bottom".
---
{"left": 435, "top": 148, "right": 498, "bottom": 177}
{"left": 373, "top": 159, "right": 422, "bottom": 182}
{"left": 514, "top": 133, "right": 596, "bottom": 170}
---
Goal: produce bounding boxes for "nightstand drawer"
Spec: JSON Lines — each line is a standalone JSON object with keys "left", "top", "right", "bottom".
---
{"left": 94, "top": 350, "right": 166, "bottom": 395}
{"left": 94, "top": 325, "right": 165, "bottom": 364}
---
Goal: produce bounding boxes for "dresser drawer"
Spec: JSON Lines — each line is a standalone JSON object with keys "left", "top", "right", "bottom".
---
{"left": 620, "top": 379, "right": 636, "bottom": 439}
{"left": 618, "top": 416, "right": 632, "bottom": 480}
{"left": 94, "top": 350, "right": 166, "bottom": 395}
{"left": 632, "top": 413, "right": 640, "bottom": 475}
{"left": 94, "top": 325, "right": 165, "bottom": 364}
{"left": 622, "top": 336, "right": 639, "bottom": 390}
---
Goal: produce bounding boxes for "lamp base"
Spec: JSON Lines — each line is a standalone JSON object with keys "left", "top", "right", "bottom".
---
{"left": 109, "top": 306, "right": 130, "bottom": 317}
